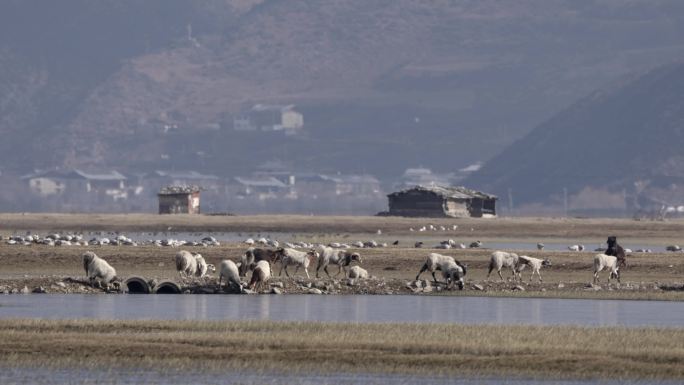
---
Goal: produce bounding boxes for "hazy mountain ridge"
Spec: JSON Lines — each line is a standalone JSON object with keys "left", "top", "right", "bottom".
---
{"left": 2, "top": 0, "right": 684, "bottom": 184}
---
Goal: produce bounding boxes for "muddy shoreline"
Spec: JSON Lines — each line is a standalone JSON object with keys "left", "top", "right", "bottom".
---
{"left": 1, "top": 215, "right": 683, "bottom": 300}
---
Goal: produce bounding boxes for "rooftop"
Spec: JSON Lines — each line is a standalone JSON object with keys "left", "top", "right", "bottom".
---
{"left": 158, "top": 185, "right": 201, "bottom": 195}
{"left": 234, "top": 176, "right": 287, "bottom": 188}
{"left": 154, "top": 170, "right": 219, "bottom": 180}
{"left": 388, "top": 185, "right": 497, "bottom": 200}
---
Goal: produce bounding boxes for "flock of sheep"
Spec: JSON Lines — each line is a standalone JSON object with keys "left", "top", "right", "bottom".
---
{"left": 79, "top": 240, "right": 624, "bottom": 294}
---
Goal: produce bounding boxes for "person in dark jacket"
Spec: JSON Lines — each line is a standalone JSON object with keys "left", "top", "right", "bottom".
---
{"left": 605, "top": 236, "right": 627, "bottom": 267}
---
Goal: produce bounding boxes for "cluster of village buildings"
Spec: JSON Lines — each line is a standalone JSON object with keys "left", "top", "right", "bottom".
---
{"left": 8, "top": 164, "right": 488, "bottom": 216}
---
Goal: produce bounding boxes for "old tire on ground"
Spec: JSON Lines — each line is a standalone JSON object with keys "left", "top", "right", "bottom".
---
{"left": 154, "top": 280, "right": 182, "bottom": 294}
{"left": 124, "top": 276, "right": 151, "bottom": 294}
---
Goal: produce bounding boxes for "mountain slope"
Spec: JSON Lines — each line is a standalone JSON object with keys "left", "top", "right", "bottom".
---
{"left": 465, "top": 61, "right": 684, "bottom": 209}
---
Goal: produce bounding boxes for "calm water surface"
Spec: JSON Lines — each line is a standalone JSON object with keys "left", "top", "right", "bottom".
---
{"left": 0, "top": 367, "right": 678, "bottom": 385}
{"left": 1, "top": 294, "right": 682, "bottom": 327}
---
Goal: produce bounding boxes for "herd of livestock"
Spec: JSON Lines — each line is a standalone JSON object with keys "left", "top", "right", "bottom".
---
{"left": 79, "top": 235, "right": 630, "bottom": 293}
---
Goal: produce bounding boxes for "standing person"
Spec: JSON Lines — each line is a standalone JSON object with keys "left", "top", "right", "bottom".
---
{"left": 605, "top": 236, "right": 627, "bottom": 267}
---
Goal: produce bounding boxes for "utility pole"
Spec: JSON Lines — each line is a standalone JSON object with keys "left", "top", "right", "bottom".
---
{"left": 563, "top": 187, "right": 568, "bottom": 218}
{"left": 507, "top": 188, "right": 513, "bottom": 215}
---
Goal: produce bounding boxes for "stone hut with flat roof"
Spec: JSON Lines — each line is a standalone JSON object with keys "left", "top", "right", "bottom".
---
{"left": 158, "top": 185, "right": 201, "bottom": 214}
{"left": 386, "top": 185, "right": 497, "bottom": 218}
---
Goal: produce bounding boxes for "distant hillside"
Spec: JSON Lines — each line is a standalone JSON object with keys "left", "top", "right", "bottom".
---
{"left": 465, "top": 61, "right": 684, "bottom": 212}
{"left": 3, "top": 0, "right": 684, "bottom": 179}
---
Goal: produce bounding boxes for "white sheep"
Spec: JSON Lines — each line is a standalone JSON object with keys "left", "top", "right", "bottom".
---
{"left": 440, "top": 260, "right": 465, "bottom": 290}
{"left": 249, "top": 260, "right": 271, "bottom": 292}
{"left": 593, "top": 254, "right": 620, "bottom": 283}
{"left": 194, "top": 254, "right": 215, "bottom": 278}
{"left": 275, "top": 247, "right": 318, "bottom": 279}
{"left": 348, "top": 265, "right": 368, "bottom": 279}
{"left": 218, "top": 260, "right": 242, "bottom": 293}
{"left": 82, "top": 251, "right": 118, "bottom": 289}
{"left": 415, "top": 253, "right": 467, "bottom": 284}
{"left": 175, "top": 250, "right": 198, "bottom": 280}
{"left": 487, "top": 251, "right": 519, "bottom": 281}
{"left": 516, "top": 255, "right": 551, "bottom": 282}
{"left": 315, "top": 245, "right": 362, "bottom": 278}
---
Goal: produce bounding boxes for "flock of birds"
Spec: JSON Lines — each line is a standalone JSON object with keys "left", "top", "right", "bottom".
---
{"left": 0, "top": 233, "right": 221, "bottom": 247}
{"left": 0, "top": 229, "right": 680, "bottom": 254}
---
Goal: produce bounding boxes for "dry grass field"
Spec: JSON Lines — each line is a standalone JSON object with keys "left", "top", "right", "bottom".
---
{"left": 1, "top": 319, "right": 683, "bottom": 380}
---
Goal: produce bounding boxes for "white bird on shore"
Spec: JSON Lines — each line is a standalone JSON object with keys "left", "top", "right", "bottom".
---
{"left": 377, "top": 229, "right": 382, "bottom": 235}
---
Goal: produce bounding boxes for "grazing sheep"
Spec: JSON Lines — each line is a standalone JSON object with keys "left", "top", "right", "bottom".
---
{"left": 469, "top": 240, "right": 482, "bottom": 248}
{"left": 666, "top": 245, "right": 681, "bottom": 252}
{"left": 239, "top": 247, "right": 278, "bottom": 277}
{"left": 175, "top": 250, "right": 198, "bottom": 280}
{"left": 193, "top": 254, "right": 215, "bottom": 278}
{"left": 593, "top": 254, "right": 620, "bottom": 283}
{"left": 414, "top": 241, "right": 424, "bottom": 248}
{"left": 516, "top": 255, "right": 551, "bottom": 282}
{"left": 348, "top": 265, "right": 368, "bottom": 279}
{"left": 415, "top": 253, "right": 467, "bottom": 284}
{"left": 315, "top": 245, "right": 362, "bottom": 278}
{"left": 536, "top": 243, "right": 544, "bottom": 251}
{"left": 487, "top": 251, "right": 519, "bottom": 281}
{"left": 316, "top": 248, "right": 361, "bottom": 278}
{"left": 218, "top": 260, "right": 242, "bottom": 292}
{"left": 275, "top": 247, "right": 318, "bottom": 279}
{"left": 82, "top": 251, "right": 118, "bottom": 289}
{"left": 249, "top": 260, "right": 271, "bottom": 292}
{"left": 440, "top": 260, "right": 465, "bottom": 290}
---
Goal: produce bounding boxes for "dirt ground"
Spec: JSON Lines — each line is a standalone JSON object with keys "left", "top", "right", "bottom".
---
{"left": 0, "top": 214, "right": 682, "bottom": 299}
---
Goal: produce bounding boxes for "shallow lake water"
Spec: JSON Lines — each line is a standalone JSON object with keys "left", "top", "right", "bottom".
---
{"left": 0, "top": 367, "right": 678, "bottom": 385}
{"left": 1, "top": 294, "right": 682, "bottom": 327}
{"left": 13, "top": 229, "right": 672, "bottom": 252}
{"left": 108, "top": 231, "right": 675, "bottom": 252}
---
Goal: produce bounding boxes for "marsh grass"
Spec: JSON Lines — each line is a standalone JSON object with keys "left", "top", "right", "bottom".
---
{"left": 1, "top": 319, "right": 683, "bottom": 380}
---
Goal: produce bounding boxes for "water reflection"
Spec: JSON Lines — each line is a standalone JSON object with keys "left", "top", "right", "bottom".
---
{"left": 1, "top": 295, "right": 682, "bottom": 327}
{"left": 1, "top": 367, "right": 678, "bottom": 385}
